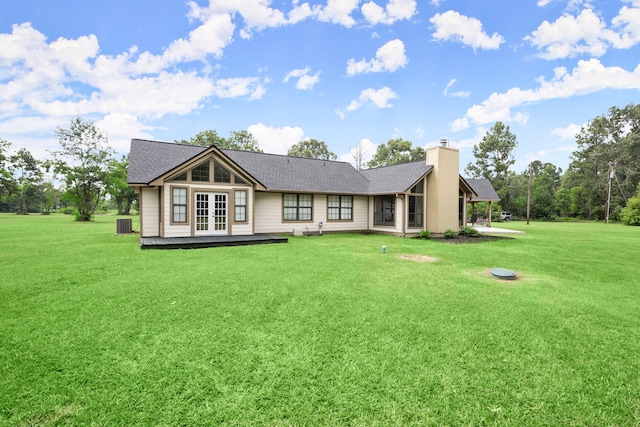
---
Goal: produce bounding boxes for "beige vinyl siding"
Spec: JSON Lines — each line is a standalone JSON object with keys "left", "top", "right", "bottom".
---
{"left": 231, "top": 188, "right": 253, "bottom": 236}
{"left": 162, "top": 184, "right": 191, "bottom": 238}
{"left": 254, "top": 192, "right": 288, "bottom": 233}
{"left": 140, "top": 187, "right": 160, "bottom": 237}
{"left": 255, "top": 192, "right": 368, "bottom": 234}
{"left": 322, "top": 195, "right": 368, "bottom": 232}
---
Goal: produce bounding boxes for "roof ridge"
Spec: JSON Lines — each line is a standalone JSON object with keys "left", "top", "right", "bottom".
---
{"left": 362, "top": 159, "right": 427, "bottom": 171}
{"left": 222, "top": 148, "right": 353, "bottom": 165}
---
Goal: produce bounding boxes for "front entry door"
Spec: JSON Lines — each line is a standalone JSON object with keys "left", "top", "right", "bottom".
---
{"left": 194, "top": 192, "right": 228, "bottom": 236}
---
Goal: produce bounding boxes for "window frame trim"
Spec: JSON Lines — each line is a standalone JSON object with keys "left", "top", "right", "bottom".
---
{"left": 327, "top": 195, "right": 354, "bottom": 222}
{"left": 234, "top": 189, "right": 248, "bottom": 223}
{"left": 373, "top": 195, "right": 396, "bottom": 227}
{"left": 282, "top": 193, "right": 314, "bottom": 223}
{"left": 170, "top": 185, "right": 189, "bottom": 225}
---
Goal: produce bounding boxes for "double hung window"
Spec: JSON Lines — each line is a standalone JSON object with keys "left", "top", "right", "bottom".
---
{"left": 172, "top": 187, "right": 187, "bottom": 223}
{"left": 328, "top": 196, "right": 353, "bottom": 221}
{"left": 283, "top": 194, "right": 312, "bottom": 221}
{"left": 234, "top": 190, "right": 247, "bottom": 222}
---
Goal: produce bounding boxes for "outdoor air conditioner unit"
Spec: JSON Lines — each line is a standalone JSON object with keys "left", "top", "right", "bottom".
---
{"left": 116, "top": 218, "right": 133, "bottom": 234}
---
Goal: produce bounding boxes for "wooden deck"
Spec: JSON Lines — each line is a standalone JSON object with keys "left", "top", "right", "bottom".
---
{"left": 140, "top": 234, "right": 288, "bottom": 250}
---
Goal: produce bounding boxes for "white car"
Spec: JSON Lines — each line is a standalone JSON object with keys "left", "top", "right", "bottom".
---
{"left": 500, "top": 211, "right": 512, "bottom": 221}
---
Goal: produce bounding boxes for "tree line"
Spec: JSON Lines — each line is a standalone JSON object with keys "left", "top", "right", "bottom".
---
{"left": 0, "top": 117, "right": 135, "bottom": 220}
{"left": 463, "top": 104, "right": 640, "bottom": 225}
{"left": 2, "top": 104, "right": 638, "bottom": 225}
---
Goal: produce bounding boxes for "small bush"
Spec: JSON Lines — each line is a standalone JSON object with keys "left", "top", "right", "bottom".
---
{"left": 620, "top": 196, "right": 640, "bottom": 226}
{"left": 443, "top": 229, "right": 456, "bottom": 239}
{"left": 60, "top": 207, "right": 75, "bottom": 215}
{"left": 416, "top": 229, "right": 431, "bottom": 239}
{"left": 458, "top": 226, "right": 479, "bottom": 237}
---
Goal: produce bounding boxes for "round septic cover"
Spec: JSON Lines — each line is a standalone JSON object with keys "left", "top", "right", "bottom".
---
{"left": 490, "top": 268, "right": 517, "bottom": 280}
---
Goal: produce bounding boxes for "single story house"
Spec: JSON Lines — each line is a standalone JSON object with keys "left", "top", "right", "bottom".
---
{"left": 127, "top": 139, "right": 479, "bottom": 239}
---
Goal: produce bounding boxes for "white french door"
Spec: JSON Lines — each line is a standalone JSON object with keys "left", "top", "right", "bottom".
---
{"left": 194, "top": 192, "right": 228, "bottom": 236}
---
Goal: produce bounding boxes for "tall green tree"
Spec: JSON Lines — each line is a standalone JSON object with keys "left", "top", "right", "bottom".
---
{"left": 10, "top": 148, "right": 43, "bottom": 214}
{"left": 0, "top": 138, "right": 16, "bottom": 211}
{"left": 367, "top": 138, "right": 424, "bottom": 168}
{"left": 40, "top": 181, "right": 61, "bottom": 214}
{"left": 227, "top": 130, "right": 263, "bottom": 152}
{"left": 529, "top": 162, "right": 562, "bottom": 219}
{"left": 106, "top": 155, "right": 137, "bottom": 215}
{"left": 287, "top": 139, "right": 337, "bottom": 160}
{"left": 465, "top": 122, "right": 518, "bottom": 210}
{"left": 561, "top": 104, "right": 640, "bottom": 220}
{"left": 51, "top": 116, "right": 114, "bottom": 221}
{"left": 176, "top": 130, "right": 263, "bottom": 152}
{"left": 465, "top": 122, "right": 517, "bottom": 187}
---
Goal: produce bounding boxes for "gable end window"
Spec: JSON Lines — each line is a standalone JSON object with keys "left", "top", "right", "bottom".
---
{"left": 374, "top": 195, "right": 395, "bottom": 227}
{"left": 328, "top": 195, "right": 353, "bottom": 221}
{"left": 214, "top": 161, "right": 231, "bottom": 183}
{"left": 283, "top": 194, "right": 312, "bottom": 221}
{"left": 172, "top": 187, "right": 187, "bottom": 223}
{"left": 191, "top": 161, "right": 210, "bottom": 182}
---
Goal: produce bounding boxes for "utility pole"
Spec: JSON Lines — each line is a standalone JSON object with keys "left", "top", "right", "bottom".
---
{"left": 606, "top": 163, "right": 613, "bottom": 224}
{"left": 526, "top": 162, "right": 532, "bottom": 225}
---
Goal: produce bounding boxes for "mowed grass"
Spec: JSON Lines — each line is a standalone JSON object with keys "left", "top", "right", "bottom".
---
{"left": 1, "top": 214, "right": 639, "bottom": 426}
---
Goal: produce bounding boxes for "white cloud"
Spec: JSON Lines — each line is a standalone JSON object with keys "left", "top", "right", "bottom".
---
{"left": 312, "top": 0, "right": 360, "bottom": 27}
{"left": 430, "top": 10, "right": 505, "bottom": 51}
{"left": 525, "top": 9, "right": 614, "bottom": 59}
{"left": 453, "top": 127, "right": 488, "bottom": 151}
{"left": 0, "top": 17, "right": 272, "bottom": 154}
{"left": 537, "top": 0, "right": 553, "bottom": 6}
{"left": 247, "top": 123, "right": 305, "bottom": 154}
{"left": 610, "top": 4, "right": 640, "bottom": 48}
{"left": 283, "top": 67, "right": 321, "bottom": 90}
{"left": 449, "top": 117, "right": 469, "bottom": 132}
{"left": 443, "top": 78, "right": 471, "bottom": 98}
{"left": 526, "top": 4, "right": 640, "bottom": 59}
{"left": 339, "top": 137, "right": 376, "bottom": 167}
{"left": 454, "top": 59, "right": 640, "bottom": 127}
{"left": 345, "top": 87, "right": 399, "bottom": 111}
{"left": 161, "top": 12, "right": 234, "bottom": 65}
{"left": 96, "top": 113, "right": 156, "bottom": 152}
{"left": 361, "top": 0, "right": 417, "bottom": 25}
{"left": 212, "top": 77, "right": 267, "bottom": 100}
{"left": 346, "top": 39, "right": 408, "bottom": 76}
{"left": 551, "top": 122, "right": 584, "bottom": 139}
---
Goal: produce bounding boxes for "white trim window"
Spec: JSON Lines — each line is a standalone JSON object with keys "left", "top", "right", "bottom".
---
{"left": 172, "top": 187, "right": 187, "bottom": 223}
{"left": 235, "top": 190, "right": 247, "bottom": 222}
{"left": 283, "top": 194, "right": 312, "bottom": 221}
{"left": 328, "top": 195, "right": 353, "bottom": 221}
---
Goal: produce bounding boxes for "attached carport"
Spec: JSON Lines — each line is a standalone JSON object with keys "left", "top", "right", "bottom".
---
{"left": 466, "top": 178, "right": 500, "bottom": 227}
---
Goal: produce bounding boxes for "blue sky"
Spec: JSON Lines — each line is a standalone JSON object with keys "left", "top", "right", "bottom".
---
{"left": 1, "top": 0, "right": 639, "bottom": 174}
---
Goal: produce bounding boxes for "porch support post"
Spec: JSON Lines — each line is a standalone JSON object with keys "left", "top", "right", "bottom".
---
{"left": 488, "top": 201, "right": 493, "bottom": 227}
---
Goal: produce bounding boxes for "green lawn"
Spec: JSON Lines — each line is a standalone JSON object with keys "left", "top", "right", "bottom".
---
{"left": 1, "top": 214, "right": 639, "bottom": 426}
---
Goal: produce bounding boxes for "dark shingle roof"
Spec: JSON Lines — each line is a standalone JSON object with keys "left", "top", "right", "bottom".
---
{"left": 127, "top": 139, "right": 432, "bottom": 194}
{"left": 360, "top": 161, "right": 433, "bottom": 194}
{"left": 127, "top": 139, "right": 205, "bottom": 184}
{"left": 221, "top": 149, "right": 370, "bottom": 194}
{"left": 466, "top": 178, "right": 500, "bottom": 201}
